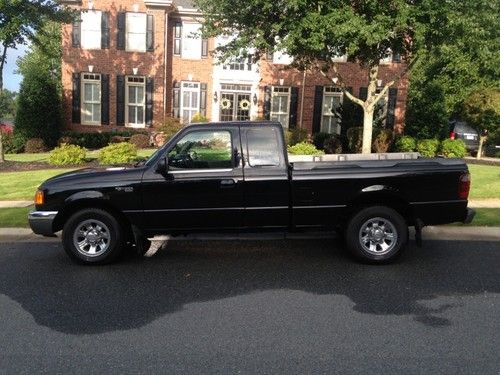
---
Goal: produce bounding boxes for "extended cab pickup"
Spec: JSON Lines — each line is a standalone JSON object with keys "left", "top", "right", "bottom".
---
{"left": 29, "top": 122, "right": 475, "bottom": 264}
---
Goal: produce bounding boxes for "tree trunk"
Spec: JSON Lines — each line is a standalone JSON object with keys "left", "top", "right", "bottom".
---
{"left": 361, "top": 65, "right": 380, "bottom": 154}
{"left": 0, "top": 132, "right": 4, "bottom": 163}
{"left": 476, "top": 135, "right": 486, "bottom": 160}
{"left": 0, "top": 43, "right": 7, "bottom": 93}
{"left": 362, "top": 107, "right": 375, "bottom": 154}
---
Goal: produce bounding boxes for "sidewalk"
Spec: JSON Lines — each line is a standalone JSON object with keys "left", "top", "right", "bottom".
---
{"left": 1, "top": 199, "right": 499, "bottom": 208}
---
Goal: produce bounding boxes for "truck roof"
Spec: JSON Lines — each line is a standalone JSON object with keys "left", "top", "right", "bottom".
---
{"left": 187, "top": 121, "right": 282, "bottom": 128}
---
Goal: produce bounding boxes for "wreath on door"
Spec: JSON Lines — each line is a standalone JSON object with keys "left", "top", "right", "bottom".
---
{"left": 220, "top": 98, "right": 232, "bottom": 109}
{"left": 239, "top": 99, "right": 251, "bottom": 111}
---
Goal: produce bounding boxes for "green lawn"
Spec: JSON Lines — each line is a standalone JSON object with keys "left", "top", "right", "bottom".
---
{"left": 0, "top": 207, "right": 498, "bottom": 228}
{"left": 0, "top": 206, "right": 32, "bottom": 227}
{"left": 468, "top": 164, "right": 500, "bottom": 199}
{"left": 0, "top": 169, "right": 74, "bottom": 200}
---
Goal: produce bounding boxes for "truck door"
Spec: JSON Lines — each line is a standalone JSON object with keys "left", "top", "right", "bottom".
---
{"left": 141, "top": 126, "right": 244, "bottom": 232}
{"left": 241, "top": 126, "right": 290, "bottom": 229}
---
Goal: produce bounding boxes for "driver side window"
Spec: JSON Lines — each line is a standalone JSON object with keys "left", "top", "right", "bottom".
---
{"left": 168, "top": 130, "right": 233, "bottom": 169}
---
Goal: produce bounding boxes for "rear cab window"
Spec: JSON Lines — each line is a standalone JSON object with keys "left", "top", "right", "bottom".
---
{"left": 246, "top": 127, "right": 282, "bottom": 168}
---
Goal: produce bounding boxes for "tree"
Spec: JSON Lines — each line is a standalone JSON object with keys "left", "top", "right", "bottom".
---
{"left": 405, "top": 0, "right": 500, "bottom": 139}
{"left": 462, "top": 89, "right": 500, "bottom": 160}
{"left": 14, "top": 68, "right": 61, "bottom": 148}
{"left": 195, "top": 0, "right": 450, "bottom": 153}
{"left": 0, "top": 0, "right": 73, "bottom": 92}
{"left": 17, "top": 21, "right": 62, "bottom": 83}
{"left": 0, "top": 89, "right": 16, "bottom": 118}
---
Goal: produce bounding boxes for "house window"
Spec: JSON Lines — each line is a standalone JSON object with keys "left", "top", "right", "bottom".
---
{"left": 174, "top": 22, "right": 182, "bottom": 55}
{"left": 126, "top": 13, "right": 147, "bottom": 52}
{"left": 180, "top": 81, "right": 200, "bottom": 124}
{"left": 81, "top": 10, "right": 102, "bottom": 50}
{"left": 81, "top": 73, "right": 101, "bottom": 125}
{"left": 201, "top": 38, "right": 208, "bottom": 57}
{"left": 270, "top": 87, "right": 290, "bottom": 128}
{"left": 181, "top": 23, "right": 202, "bottom": 59}
{"left": 321, "top": 86, "right": 343, "bottom": 134}
{"left": 126, "top": 76, "right": 145, "bottom": 127}
{"left": 223, "top": 57, "right": 252, "bottom": 71}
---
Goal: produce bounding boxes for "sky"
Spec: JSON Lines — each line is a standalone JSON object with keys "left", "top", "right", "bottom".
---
{"left": 3, "top": 44, "right": 28, "bottom": 92}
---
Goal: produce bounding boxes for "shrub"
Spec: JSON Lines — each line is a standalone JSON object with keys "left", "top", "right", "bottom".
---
{"left": 440, "top": 139, "right": 466, "bottom": 158}
{"left": 395, "top": 135, "right": 417, "bottom": 152}
{"left": 323, "top": 135, "right": 343, "bottom": 154}
{"left": 48, "top": 144, "right": 87, "bottom": 165}
{"left": 2, "top": 133, "right": 24, "bottom": 154}
{"left": 346, "top": 127, "right": 363, "bottom": 153}
{"left": 191, "top": 113, "right": 209, "bottom": 123}
{"left": 98, "top": 142, "right": 138, "bottom": 165}
{"left": 312, "top": 132, "right": 330, "bottom": 150}
{"left": 24, "top": 138, "right": 46, "bottom": 153}
{"left": 288, "top": 128, "right": 309, "bottom": 146}
{"left": 416, "top": 139, "right": 440, "bottom": 157}
{"left": 61, "top": 132, "right": 112, "bottom": 149}
{"left": 372, "top": 129, "right": 394, "bottom": 153}
{"left": 129, "top": 134, "right": 151, "bottom": 148}
{"left": 14, "top": 70, "right": 61, "bottom": 148}
{"left": 159, "top": 117, "right": 183, "bottom": 141}
{"left": 58, "top": 136, "right": 75, "bottom": 146}
{"left": 287, "top": 142, "right": 324, "bottom": 155}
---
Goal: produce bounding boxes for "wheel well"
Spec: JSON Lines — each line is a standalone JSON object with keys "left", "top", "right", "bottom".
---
{"left": 345, "top": 193, "right": 414, "bottom": 226}
{"left": 53, "top": 199, "right": 133, "bottom": 238}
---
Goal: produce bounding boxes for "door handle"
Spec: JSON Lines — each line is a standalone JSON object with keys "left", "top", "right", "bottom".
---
{"left": 220, "top": 179, "right": 236, "bottom": 188}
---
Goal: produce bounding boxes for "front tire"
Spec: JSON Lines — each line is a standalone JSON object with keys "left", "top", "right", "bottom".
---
{"left": 62, "top": 208, "right": 125, "bottom": 265}
{"left": 345, "top": 206, "right": 408, "bottom": 263}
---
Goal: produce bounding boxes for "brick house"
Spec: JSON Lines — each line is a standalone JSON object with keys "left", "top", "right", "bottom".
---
{"left": 61, "top": 0, "right": 408, "bottom": 136}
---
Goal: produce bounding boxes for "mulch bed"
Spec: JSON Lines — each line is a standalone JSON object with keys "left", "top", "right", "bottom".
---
{"left": 0, "top": 160, "right": 100, "bottom": 172}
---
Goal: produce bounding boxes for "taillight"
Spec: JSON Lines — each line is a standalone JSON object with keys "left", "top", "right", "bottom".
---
{"left": 450, "top": 131, "right": 456, "bottom": 140}
{"left": 458, "top": 173, "right": 471, "bottom": 200}
{"left": 34, "top": 190, "right": 44, "bottom": 205}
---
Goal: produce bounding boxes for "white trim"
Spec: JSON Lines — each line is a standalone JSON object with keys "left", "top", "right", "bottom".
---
{"left": 180, "top": 81, "right": 201, "bottom": 124}
{"left": 270, "top": 86, "right": 291, "bottom": 128}
{"left": 321, "top": 86, "right": 343, "bottom": 134}
{"left": 81, "top": 73, "right": 101, "bottom": 126}
{"left": 125, "top": 12, "right": 147, "bottom": 53}
{"left": 125, "top": 76, "right": 146, "bottom": 128}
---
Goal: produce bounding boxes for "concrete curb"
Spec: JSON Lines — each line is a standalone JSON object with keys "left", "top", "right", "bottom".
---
{"left": 0, "top": 201, "right": 33, "bottom": 208}
{"left": 1, "top": 226, "right": 499, "bottom": 243}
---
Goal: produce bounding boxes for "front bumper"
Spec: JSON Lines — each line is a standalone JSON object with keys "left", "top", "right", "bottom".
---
{"left": 28, "top": 211, "right": 58, "bottom": 237}
{"left": 464, "top": 208, "right": 476, "bottom": 224}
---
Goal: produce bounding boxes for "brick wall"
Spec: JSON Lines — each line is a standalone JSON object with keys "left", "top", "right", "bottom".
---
{"left": 61, "top": 0, "right": 168, "bottom": 133}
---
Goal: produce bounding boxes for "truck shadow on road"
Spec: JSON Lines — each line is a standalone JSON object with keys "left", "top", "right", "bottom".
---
{"left": 0, "top": 238, "right": 498, "bottom": 334}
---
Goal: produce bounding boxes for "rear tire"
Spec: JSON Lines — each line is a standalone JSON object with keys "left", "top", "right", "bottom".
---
{"left": 62, "top": 208, "right": 125, "bottom": 265}
{"left": 345, "top": 206, "right": 408, "bottom": 263}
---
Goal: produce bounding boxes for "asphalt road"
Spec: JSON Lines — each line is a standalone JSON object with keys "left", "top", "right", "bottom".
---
{"left": 0, "top": 238, "right": 499, "bottom": 374}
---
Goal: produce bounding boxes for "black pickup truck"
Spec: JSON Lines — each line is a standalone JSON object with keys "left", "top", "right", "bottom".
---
{"left": 29, "top": 122, "right": 475, "bottom": 264}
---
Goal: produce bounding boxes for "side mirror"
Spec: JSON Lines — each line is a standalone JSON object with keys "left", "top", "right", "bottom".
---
{"left": 155, "top": 155, "right": 169, "bottom": 175}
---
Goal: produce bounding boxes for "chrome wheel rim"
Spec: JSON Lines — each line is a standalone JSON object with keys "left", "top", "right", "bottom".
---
{"left": 359, "top": 217, "right": 398, "bottom": 255}
{"left": 73, "top": 219, "right": 111, "bottom": 257}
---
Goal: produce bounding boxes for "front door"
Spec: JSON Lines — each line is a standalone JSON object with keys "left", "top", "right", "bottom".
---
{"left": 141, "top": 126, "right": 244, "bottom": 232}
{"left": 219, "top": 85, "right": 252, "bottom": 121}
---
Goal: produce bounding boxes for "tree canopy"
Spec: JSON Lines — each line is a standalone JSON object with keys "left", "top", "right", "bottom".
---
{"left": 405, "top": 0, "right": 500, "bottom": 140}
{"left": 0, "top": 0, "right": 73, "bottom": 91}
